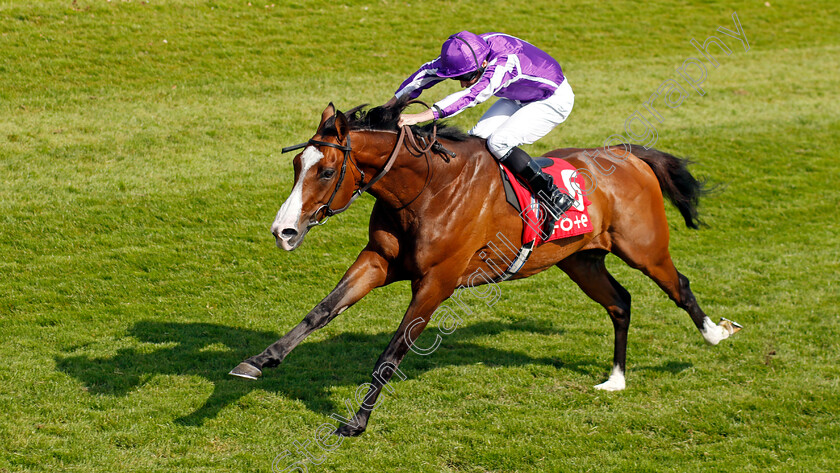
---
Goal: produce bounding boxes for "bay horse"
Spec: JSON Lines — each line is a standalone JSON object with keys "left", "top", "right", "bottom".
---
{"left": 230, "top": 102, "right": 741, "bottom": 436}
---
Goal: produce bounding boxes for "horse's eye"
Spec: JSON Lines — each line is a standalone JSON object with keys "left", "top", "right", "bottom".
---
{"left": 319, "top": 168, "right": 336, "bottom": 180}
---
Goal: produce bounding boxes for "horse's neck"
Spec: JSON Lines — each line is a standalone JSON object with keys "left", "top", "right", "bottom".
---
{"left": 354, "top": 130, "right": 494, "bottom": 212}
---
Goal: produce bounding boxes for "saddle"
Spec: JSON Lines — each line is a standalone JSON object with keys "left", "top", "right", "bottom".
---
{"left": 500, "top": 157, "right": 553, "bottom": 213}
{"left": 498, "top": 157, "right": 593, "bottom": 245}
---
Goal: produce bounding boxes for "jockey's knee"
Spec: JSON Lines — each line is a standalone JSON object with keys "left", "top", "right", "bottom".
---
{"left": 486, "top": 135, "right": 517, "bottom": 160}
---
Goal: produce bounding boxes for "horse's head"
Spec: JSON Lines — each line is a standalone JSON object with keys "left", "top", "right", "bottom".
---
{"left": 271, "top": 103, "right": 361, "bottom": 251}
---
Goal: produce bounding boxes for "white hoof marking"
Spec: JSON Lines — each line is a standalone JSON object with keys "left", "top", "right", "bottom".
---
{"left": 701, "top": 317, "right": 743, "bottom": 345}
{"left": 594, "top": 366, "right": 625, "bottom": 391}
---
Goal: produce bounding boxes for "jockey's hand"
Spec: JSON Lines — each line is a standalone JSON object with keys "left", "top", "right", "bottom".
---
{"left": 384, "top": 96, "right": 398, "bottom": 108}
{"left": 398, "top": 109, "right": 435, "bottom": 127}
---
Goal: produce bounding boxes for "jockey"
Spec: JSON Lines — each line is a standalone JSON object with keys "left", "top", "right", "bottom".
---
{"left": 385, "top": 30, "right": 576, "bottom": 234}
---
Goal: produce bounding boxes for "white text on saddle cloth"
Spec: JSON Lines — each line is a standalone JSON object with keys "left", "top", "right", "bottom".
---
{"left": 516, "top": 166, "right": 593, "bottom": 244}
{"left": 499, "top": 159, "right": 592, "bottom": 244}
{"left": 546, "top": 169, "right": 589, "bottom": 234}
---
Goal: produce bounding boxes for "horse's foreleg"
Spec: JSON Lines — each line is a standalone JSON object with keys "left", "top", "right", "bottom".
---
{"left": 230, "top": 249, "right": 394, "bottom": 379}
{"left": 558, "top": 251, "right": 632, "bottom": 391}
{"left": 333, "top": 275, "right": 457, "bottom": 437}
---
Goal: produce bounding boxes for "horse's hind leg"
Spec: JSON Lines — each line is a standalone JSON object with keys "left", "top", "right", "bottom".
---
{"left": 612, "top": 241, "right": 741, "bottom": 346}
{"left": 557, "top": 250, "right": 631, "bottom": 391}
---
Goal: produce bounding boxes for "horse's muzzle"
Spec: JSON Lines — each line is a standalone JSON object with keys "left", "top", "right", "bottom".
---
{"left": 272, "top": 225, "right": 304, "bottom": 251}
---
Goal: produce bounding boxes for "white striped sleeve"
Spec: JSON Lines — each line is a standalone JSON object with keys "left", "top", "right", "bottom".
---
{"left": 434, "top": 55, "right": 519, "bottom": 118}
{"left": 395, "top": 59, "right": 443, "bottom": 100}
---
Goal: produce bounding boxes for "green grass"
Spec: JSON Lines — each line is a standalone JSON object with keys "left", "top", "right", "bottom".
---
{"left": 2, "top": 0, "right": 839, "bottom": 471}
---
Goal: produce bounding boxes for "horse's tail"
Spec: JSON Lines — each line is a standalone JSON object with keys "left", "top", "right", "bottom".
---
{"left": 629, "top": 145, "right": 710, "bottom": 229}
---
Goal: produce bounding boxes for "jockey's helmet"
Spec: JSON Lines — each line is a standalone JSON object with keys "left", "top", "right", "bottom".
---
{"left": 437, "top": 31, "right": 490, "bottom": 81}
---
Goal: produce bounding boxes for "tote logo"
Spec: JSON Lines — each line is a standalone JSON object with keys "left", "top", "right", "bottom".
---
{"left": 560, "top": 169, "right": 585, "bottom": 212}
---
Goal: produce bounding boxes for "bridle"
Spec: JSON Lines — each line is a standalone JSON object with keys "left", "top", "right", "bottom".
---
{"left": 281, "top": 136, "right": 361, "bottom": 228}
{"left": 280, "top": 103, "right": 455, "bottom": 229}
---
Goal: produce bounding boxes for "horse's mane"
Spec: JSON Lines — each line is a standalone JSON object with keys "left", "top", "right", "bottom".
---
{"left": 321, "top": 99, "right": 470, "bottom": 142}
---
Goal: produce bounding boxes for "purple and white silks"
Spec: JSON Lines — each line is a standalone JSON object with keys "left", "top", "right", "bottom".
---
{"left": 394, "top": 33, "right": 565, "bottom": 120}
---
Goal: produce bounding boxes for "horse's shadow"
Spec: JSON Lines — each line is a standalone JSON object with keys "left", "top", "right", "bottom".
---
{"left": 56, "top": 319, "right": 596, "bottom": 426}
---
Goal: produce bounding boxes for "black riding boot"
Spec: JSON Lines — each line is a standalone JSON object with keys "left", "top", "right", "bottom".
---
{"left": 501, "top": 147, "right": 575, "bottom": 237}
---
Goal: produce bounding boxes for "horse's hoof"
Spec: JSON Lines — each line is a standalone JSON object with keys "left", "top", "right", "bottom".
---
{"left": 703, "top": 316, "right": 744, "bottom": 345}
{"left": 594, "top": 369, "right": 626, "bottom": 391}
{"left": 333, "top": 423, "right": 366, "bottom": 437}
{"left": 720, "top": 317, "right": 743, "bottom": 335}
{"left": 594, "top": 379, "right": 626, "bottom": 391}
{"left": 229, "top": 362, "right": 262, "bottom": 380}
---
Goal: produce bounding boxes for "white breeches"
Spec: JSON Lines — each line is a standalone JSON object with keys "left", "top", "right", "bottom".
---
{"left": 469, "top": 79, "right": 575, "bottom": 159}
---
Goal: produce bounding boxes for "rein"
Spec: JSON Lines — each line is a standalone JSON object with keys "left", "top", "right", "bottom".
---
{"left": 280, "top": 101, "right": 456, "bottom": 228}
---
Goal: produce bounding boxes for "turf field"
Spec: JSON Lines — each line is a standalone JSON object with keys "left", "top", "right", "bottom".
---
{"left": 1, "top": 1, "right": 838, "bottom": 471}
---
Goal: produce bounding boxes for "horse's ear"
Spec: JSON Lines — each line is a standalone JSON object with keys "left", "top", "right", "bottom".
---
{"left": 318, "top": 103, "right": 336, "bottom": 130}
{"left": 334, "top": 110, "right": 349, "bottom": 142}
